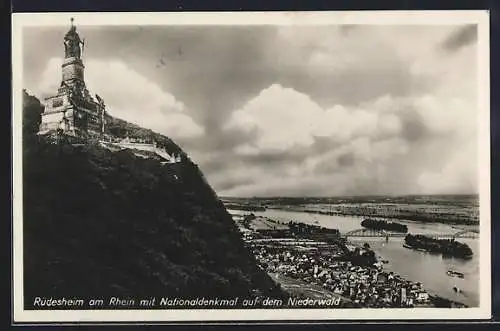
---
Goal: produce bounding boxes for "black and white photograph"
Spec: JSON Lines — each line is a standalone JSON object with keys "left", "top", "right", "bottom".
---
{"left": 12, "top": 11, "right": 490, "bottom": 322}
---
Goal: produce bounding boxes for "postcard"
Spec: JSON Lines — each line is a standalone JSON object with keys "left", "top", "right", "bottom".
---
{"left": 11, "top": 10, "right": 491, "bottom": 323}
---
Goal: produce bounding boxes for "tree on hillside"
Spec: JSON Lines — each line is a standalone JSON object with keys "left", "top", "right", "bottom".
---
{"left": 22, "top": 90, "right": 43, "bottom": 147}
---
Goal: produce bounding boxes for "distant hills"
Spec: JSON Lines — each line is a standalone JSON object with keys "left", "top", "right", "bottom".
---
{"left": 22, "top": 90, "right": 284, "bottom": 307}
{"left": 221, "top": 195, "right": 479, "bottom": 204}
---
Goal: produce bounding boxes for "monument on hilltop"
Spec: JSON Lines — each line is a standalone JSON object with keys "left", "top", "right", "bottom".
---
{"left": 36, "top": 19, "right": 182, "bottom": 164}
{"left": 38, "top": 18, "right": 107, "bottom": 139}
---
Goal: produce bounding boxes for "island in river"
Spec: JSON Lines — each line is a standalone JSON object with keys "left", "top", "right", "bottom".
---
{"left": 361, "top": 218, "right": 408, "bottom": 233}
{"left": 403, "top": 234, "right": 473, "bottom": 259}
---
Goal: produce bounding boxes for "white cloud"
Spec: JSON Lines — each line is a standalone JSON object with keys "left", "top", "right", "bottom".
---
{"left": 36, "top": 58, "right": 204, "bottom": 139}
{"left": 226, "top": 84, "right": 402, "bottom": 153}
{"left": 226, "top": 84, "right": 323, "bottom": 151}
{"left": 413, "top": 95, "right": 476, "bottom": 136}
{"left": 221, "top": 76, "right": 478, "bottom": 196}
{"left": 226, "top": 84, "right": 416, "bottom": 154}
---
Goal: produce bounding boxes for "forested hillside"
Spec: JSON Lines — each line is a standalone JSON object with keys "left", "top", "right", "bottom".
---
{"left": 22, "top": 90, "right": 284, "bottom": 308}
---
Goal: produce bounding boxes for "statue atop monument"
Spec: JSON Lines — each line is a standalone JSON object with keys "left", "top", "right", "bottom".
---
{"left": 64, "top": 18, "right": 85, "bottom": 59}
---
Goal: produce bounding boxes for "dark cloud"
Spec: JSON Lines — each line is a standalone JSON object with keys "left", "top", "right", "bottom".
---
{"left": 441, "top": 25, "right": 477, "bottom": 52}
{"left": 214, "top": 175, "right": 255, "bottom": 192}
{"left": 295, "top": 65, "right": 430, "bottom": 108}
{"left": 337, "top": 153, "right": 355, "bottom": 168}
{"left": 240, "top": 149, "right": 310, "bottom": 168}
{"left": 399, "top": 107, "right": 428, "bottom": 142}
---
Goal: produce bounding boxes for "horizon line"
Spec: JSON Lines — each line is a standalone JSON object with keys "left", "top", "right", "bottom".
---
{"left": 219, "top": 193, "right": 480, "bottom": 199}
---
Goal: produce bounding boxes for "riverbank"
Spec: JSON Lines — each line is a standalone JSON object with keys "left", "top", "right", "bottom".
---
{"left": 223, "top": 195, "right": 479, "bottom": 226}
{"left": 265, "top": 205, "right": 478, "bottom": 227}
{"left": 343, "top": 238, "right": 468, "bottom": 308}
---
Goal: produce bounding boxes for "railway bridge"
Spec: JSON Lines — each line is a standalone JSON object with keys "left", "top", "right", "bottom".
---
{"left": 343, "top": 228, "right": 479, "bottom": 240}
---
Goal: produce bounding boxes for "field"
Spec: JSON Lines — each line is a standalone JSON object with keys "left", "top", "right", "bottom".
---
{"left": 223, "top": 195, "right": 479, "bottom": 226}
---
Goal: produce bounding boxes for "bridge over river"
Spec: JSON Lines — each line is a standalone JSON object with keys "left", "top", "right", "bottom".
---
{"left": 343, "top": 228, "right": 479, "bottom": 240}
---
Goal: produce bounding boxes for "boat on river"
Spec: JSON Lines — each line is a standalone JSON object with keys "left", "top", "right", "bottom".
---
{"left": 447, "top": 270, "right": 465, "bottom": 279}
{"left": 403, "top": 243, "right": 428, "bottom": 253}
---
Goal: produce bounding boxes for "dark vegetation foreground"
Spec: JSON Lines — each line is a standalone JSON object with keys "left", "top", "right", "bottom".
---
{"left": 22, "top": 91, "right": 284, "bottom": 307}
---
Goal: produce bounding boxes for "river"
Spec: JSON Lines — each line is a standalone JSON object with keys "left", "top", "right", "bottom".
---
{"left": 246, "top": 209, "right": 480, "bottom": 307}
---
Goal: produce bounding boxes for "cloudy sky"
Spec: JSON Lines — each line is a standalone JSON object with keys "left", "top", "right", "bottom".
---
{"left": 23, "top": 23, "right": 479, "bottom": 197}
